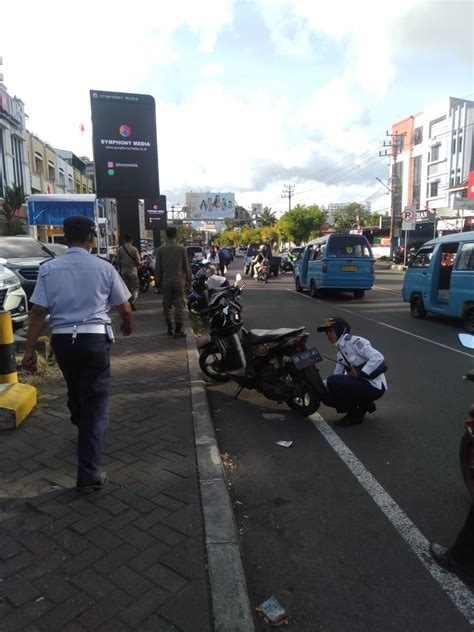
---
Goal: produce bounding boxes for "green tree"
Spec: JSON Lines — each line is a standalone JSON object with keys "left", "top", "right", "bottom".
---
{"left": 279, "top": 204, "right": 326, "bottom": 245}
{"left": 259, "top": 206, "right": 277, "bottom": 227}
{"left": 1, "top": 184, "right": 27, "bottom": 235}
{"left": 333, "top": 202, "right": 371, "bottom": 230}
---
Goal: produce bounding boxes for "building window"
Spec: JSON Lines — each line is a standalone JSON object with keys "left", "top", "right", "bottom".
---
{"left": 0, "top": 128, "right": 6, "bottom": 197}
{"left": 452, "top": 137, "right": 456, "bottom": 154}
{"left": 412, "top": 155, "right": 421, "bottom": 207}
{"left": 431, "top": 145, "right": 440, "bottom": 161}
{"left": 413, "top": 127, "right": 423, "bottom": 145}
{"left": 429, "top": 181, "right": 439, "bottom": 197}
{"left": 47, "top": 161, "right": 55, "bottom": 181}
{"left": 458, "top": 136, "right": 463, "bottom": 153}
{"left": 34, "top": 152, "right": 43, "bottom": 174}
{"left": 59, "top": 169, "right": 65, "bottom": 187}
{"left": 11, "top": 136, "right": 25, "bottom": 190}
{"left": 67, "top": 174, "right": 73, "bottom": 193}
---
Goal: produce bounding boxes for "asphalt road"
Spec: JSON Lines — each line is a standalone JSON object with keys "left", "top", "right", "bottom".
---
{"left": 205, "top": 268, "right": 474, "bottom": 631}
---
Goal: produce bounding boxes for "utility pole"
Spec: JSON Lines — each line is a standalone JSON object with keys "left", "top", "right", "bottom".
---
{"left": 380, "top": 131, "right": 406, "bottom": 258}
{"left": 281, "top": 184, "right": 295, "bottom": 212}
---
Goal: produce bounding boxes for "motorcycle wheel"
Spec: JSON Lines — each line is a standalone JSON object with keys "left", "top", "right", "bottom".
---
{"left": 460, "top": 430, "right": 474, "bottom": 498}
{"left": 198, "top": 349, "right": 230, "bottom": 382}
{"left": 139, "top": 279, "right": 150, "bottom": 293}
{"left": 284, "top": 370, "right": 320, "bottom": 417}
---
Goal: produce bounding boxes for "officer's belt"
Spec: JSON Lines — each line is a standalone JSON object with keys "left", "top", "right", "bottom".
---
{"left": 52, "top": 324, "right": 107, "bottom": 335}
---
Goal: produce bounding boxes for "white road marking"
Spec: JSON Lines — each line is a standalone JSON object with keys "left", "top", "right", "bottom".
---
{"left": 310, "top": 412, "right": 474, "bottom": 626}
{"left": 373, "top": 285, "right": 402, "bottom": 296}
{"left": 286, "top": 289, "right": 474, "bottom": 358}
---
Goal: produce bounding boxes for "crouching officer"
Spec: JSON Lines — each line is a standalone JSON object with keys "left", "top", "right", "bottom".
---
{"left": 22, "top": 216, "right": 133, "bottom": 494}
{"left": 317, "top": 316, "right": 387, "bottom": 426}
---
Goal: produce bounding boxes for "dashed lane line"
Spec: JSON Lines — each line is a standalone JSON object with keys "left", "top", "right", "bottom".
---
{"left": 310, "top": 412, "right": 474, "bottom": 627}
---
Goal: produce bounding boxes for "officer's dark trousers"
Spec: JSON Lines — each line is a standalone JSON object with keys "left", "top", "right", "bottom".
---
{"left": 326, "top": 374, "right": 385, "bottom": 414}
{"left": 450, "top": 503, "right": 474, "bottom": 565}
{"left": 52, "top": 334, "right": 111, "bottom": 486}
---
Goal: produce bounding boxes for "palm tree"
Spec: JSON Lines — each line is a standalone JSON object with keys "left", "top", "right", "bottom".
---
{"left": 1, "top": 184, "right": 26, "bottom": 235}
{"left": 259, "top": 206, "right": 277, "bottom": 227}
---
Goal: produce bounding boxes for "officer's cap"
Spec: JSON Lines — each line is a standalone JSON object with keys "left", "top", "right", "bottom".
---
{"left": 317, "top": 316, "right": 351, "bottom": 338}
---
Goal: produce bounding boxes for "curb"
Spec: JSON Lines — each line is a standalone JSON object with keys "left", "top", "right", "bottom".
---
{"left": 0, "top": 382, "right": 37, "bottom": 430}
{"left": 184, "top": 318, "right": 255, "bottom": 632}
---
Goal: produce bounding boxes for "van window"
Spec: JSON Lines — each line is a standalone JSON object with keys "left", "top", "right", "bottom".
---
{"left": 411, "top": 247, "right": 434, "bottom": 268}
{"left": 456, "top": 242, "right": 474, "bottom": 271}
{"left": 326, "top": 235, "right": 372, "bottom": 258}
{"left": 313, "top": 244, "right": 324, "bottom": 260}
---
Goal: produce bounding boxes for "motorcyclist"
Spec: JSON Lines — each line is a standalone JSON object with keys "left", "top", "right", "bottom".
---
{"left": 317, "top": 316, "right": 387, "bottom": 426}
{"left": 252, "top": 245, "right": 267, "bottom": 279}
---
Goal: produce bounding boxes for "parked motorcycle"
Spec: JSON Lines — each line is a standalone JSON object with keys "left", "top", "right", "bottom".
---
{"left": 281, "top": 257, "right": 294, "bottom": 273}
{"left": 458, "top": 333, "right": 474, "bottom": 498}
{"left": 198, "top": 278, "right": 325, "bottom": 416}
{"left": 138, "top": 261, "right": 154, "bottom": 293}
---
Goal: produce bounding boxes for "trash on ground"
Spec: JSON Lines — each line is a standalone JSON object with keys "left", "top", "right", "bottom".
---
{"left": 262, "top": 413, "right": 285, "bottom": 420}
{"left": 276, "top": 441, "right": 293, "bottom": 448}
{"left": 256, "top": 596, "right": 289, "bottom": 626}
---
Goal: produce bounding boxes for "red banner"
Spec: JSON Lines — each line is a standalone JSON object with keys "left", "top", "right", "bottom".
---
{"left": 468, "top": 171, "right": 474, "bottom": 198}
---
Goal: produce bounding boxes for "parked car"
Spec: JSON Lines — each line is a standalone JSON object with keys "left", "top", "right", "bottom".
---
{"left": 235, "top": 246, "right": 246, "bottom": 257}
{"left": 0, "top": 236, "right": 55, "bottom": 300}
{"left": 45, "top": 242, "right": 68, "bottom": 256}
{"left": 0, "top": 258, "right": 28, "bottom": 330}
{"left": 186, "top": 245, "right": 205, "bottom": 263}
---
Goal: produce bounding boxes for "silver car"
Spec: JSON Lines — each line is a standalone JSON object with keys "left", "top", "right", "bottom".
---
{"left": 0, "top": 259, "right": 28, "bottom": 330}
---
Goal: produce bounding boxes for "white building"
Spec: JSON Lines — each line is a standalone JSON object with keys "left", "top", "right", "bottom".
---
{"left": 0, "top": 82, "right": 30, "bottom": 197}
{"left": 390, "top": 96, "right": 474, "bottom": 234}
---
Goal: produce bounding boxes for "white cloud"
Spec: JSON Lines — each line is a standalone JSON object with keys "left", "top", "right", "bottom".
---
{"left": 200, "top": 64, "right": 225, "bottom": 78}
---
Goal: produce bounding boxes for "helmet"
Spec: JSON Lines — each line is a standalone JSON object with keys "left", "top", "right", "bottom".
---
{"left": 258, "top": 244, "right": 265, "bottom": 252}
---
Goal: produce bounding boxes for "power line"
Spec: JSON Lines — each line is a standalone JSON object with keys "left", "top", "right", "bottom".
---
{"left": 281, "top": 184, "right": 295, "bottom": 211}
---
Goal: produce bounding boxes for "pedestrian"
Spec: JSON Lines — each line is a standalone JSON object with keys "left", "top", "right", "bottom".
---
{"left": 317, "top": 316, "right": 387, "bottom": 426}
{"left": 155, "top": 226, "right": 192, "bottom": 338}
{"left": 430, "top": 504, "right": 474, "bottom": 580}
{"left": 116, "top": 233, "right": 140, "bottom": 310}
{"left": 217, "top": 246, "right": 227, "bottom": 276}
{"left": 21, "top": 216, "right": 132, "bottom": 494}
{"left": 207, "top": 246, "right": 220, "bottom": 270}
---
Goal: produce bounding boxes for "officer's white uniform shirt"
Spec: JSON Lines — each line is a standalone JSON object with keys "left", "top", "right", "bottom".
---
{"left": 333, "top": 333, "right": 388, "bottom": 391}
{"left": 30, "top": 247, "right": 131, "bottom": 329}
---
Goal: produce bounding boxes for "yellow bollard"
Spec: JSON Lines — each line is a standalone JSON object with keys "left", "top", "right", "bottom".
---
{"left": 0, "top": 310, "right": 18, "bottom": 383}
{"left": 0, "top": 310, "right": 37, "bottom": 430}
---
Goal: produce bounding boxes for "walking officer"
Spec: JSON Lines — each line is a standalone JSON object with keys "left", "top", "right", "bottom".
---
{"left": 155, "top": 226, "right": 192, "bottom": 338}
{"left": 22, "top": 216, "right": 133, "bottom": 494}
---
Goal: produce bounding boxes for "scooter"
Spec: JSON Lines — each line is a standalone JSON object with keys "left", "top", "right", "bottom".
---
{"left": 256, "top": 260, "right": 270, "bottom": 283}
{"left": 138, "top": 261, "right": 154, "bottom": 293}
{"left": 458, "top": 332, "right": 474, "bottom": 498}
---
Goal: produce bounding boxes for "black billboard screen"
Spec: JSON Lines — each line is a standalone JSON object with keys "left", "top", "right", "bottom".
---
{"left": 145, "top": 195, "right": 167, "bottom": 229}
{"left": 90, "top": 90, "right": 159, "bottom": 199}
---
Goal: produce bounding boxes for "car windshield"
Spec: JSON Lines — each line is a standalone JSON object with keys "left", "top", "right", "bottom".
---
{"left": 0, "top": 238, "right": 54, "bottom": 259}
{"left": 326, "top": 236, "right": 372, "bottom": 258}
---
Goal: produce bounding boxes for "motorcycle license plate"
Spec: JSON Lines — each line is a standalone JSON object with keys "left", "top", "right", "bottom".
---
{"left": 291, "top": 347, "right": 322, "bottom": 370}
{"left": 341, "top": 265, "right": 358, "bottom": 272}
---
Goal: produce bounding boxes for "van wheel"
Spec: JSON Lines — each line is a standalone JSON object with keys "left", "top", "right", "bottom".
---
{"left": 463, "top": 306, "right": 474, "bottom": 333}
{"left": 410, "top": 294, "right": 427, "bottom": 319}
{"left": 353, "top": 290, "right": 365, "bottom": 299}
{"left": 295, "top": 277, "right": 303, "bottom": 293}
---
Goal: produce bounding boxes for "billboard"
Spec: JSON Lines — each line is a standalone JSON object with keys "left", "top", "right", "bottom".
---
{"left": 251, "top": 203, "right": 262, "bottom": 215}
{"left": 185, "top": 192, "right": 235, "bottom": 220}
{"left": 145, "top": 195, "right": 167, "bottom": 229}
{"left": 90, "top": 90, "right": 159, "bottom": 199}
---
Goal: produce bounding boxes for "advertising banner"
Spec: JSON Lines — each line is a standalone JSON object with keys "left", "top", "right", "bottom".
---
{"left": 145, "top": 195, "right": 167, "bottom": 229}
{"left": 251, "top": 203, "right": 263, "bottom": 215}
{"left": 90, "top": 90, "right": 159, "bottom": 199}
{"left": 185, "top": 192, "right": 235, "bottom": 220}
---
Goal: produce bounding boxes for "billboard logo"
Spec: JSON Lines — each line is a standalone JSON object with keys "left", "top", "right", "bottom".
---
{"left": 107, "top": 161, "right": 114, "bottom": 168}
{"left": 119, "top": 125, "right": 132, "bottom": 138}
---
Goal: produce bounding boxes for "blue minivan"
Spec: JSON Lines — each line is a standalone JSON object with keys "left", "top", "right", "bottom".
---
{"left": 294, "top": 233, "right": 375, "bottom": 298}
{"left": 401, "top": 232, "right": 474, "bottom": 331}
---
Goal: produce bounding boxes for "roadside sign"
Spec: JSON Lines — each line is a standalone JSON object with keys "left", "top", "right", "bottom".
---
{"left": 402, "top": 221, "right": 416, "bottom": 231}
{"left": 402, "top": 208, "right": 416, "bottom": 223}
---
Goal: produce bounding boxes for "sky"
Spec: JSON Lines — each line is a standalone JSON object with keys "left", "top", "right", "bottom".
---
{"left": 1, "top": 0, "right": 473, "bottom": 216}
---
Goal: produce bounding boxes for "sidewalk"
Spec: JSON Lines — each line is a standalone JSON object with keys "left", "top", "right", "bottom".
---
{"left": 0, "top": 292, "right": 252, "bottom": 631}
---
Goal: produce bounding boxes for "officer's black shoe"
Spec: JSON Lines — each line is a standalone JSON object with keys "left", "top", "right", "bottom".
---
{"left": 430, "top": 543, "right": 474, "bottom": 580}
{"left": 174, "top": 323, "right": 186, "bottom": 338}
{"left": 166, "top": 324, "right": 174, "bottom": 336}
{"left": 335, "top": 413, "right": 364, "bottom": 427}
{"left": 367, "top": 402, "right": 377, "bottom": 414}
{"left": 76, "top": 472, "right": 108, "bottom": 495}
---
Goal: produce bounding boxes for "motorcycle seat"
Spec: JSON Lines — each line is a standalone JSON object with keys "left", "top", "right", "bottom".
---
{"left": 244, "top": 327, "right": 305, "bottom": 344}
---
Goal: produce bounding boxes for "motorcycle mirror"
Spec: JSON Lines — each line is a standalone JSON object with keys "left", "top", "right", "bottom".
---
{"left": 235, "top": 273, "right": 242, "bottom": 285}
{"left": 458, "top": 333, "right": 474, "bottom": 349}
